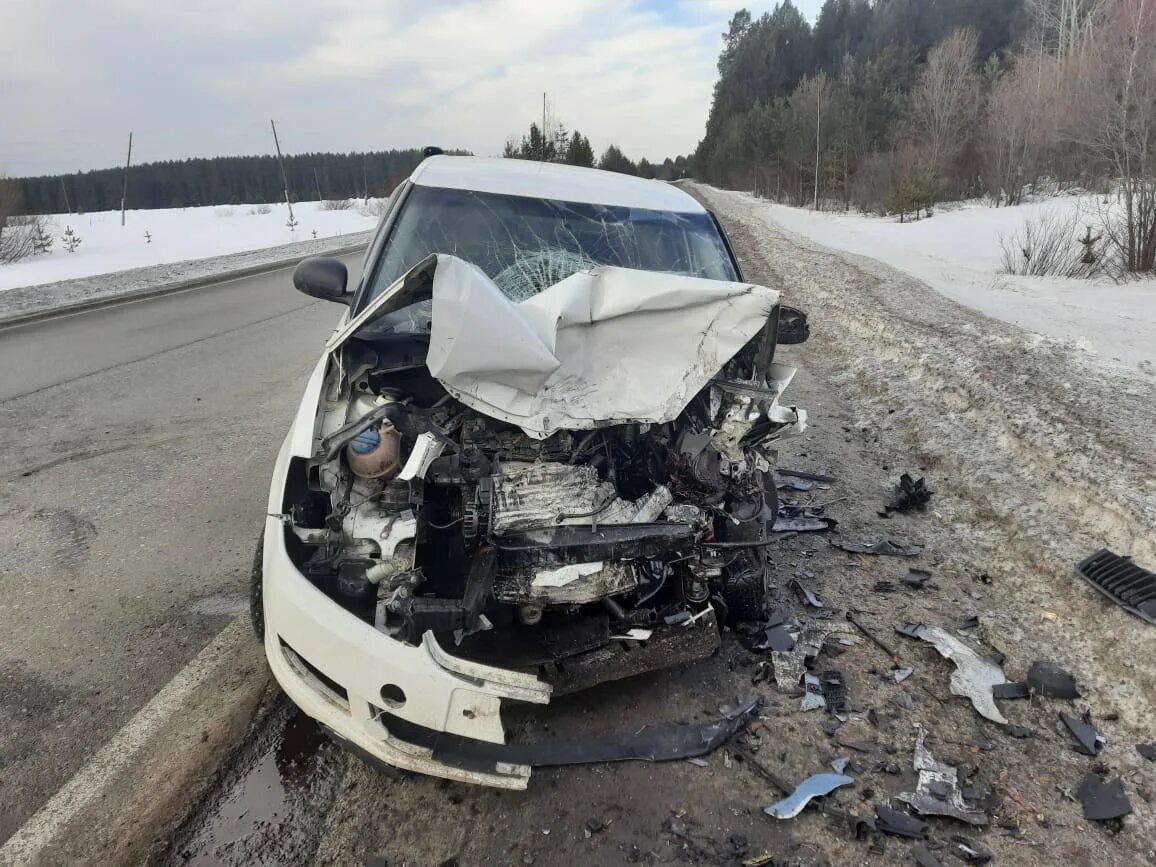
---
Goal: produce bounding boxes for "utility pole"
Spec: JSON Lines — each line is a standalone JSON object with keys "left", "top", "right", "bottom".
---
{"left": 542, "top": 91, "right": 547, "bottom": 161}
{"left": 313, "top": 167, "right": 323, "bottom": 202}
{"left": 813, "top": 79, "right": 821, "bottom": 211}
{"left": 120, "top": 131, "right": 133, "bottom": 226}
{"left": 362, "top": 158, "right": 369, "bottom": 204}
{"left": 59, "top": 177, "right": 72, "bottom": 215}
{"left": 270, "top": 119, "right": 295, "bottom": 224}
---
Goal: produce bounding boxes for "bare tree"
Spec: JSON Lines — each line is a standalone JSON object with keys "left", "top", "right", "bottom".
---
{"left": 1026, "top": 0, "right": 1110, "bottom": 58}
{"left": 1066, "top": 0, "right": 1156, "bottom": 272}
{"left": 908, "top": 28, "right": 982, "bottom": 189}
{"left": 0, "top": 175, "right": 37, "bottom": 263}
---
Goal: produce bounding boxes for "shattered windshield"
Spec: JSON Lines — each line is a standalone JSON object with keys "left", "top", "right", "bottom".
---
{"left": 364, "top": 184, "right": 738, "bottom": 309}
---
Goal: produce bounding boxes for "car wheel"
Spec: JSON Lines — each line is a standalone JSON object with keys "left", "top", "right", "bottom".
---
{"left": 250, "top": 533, "right": 265, "bottom": 641}
{"left": 722, "top": 554, "right": 768, "bottom": 623}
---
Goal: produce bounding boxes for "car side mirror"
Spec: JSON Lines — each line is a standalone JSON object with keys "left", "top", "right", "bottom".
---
{"left": 294, "top": 257, "right": 349, "bottom": 304}
{"left": 777, "top": 305, "right": 809, "bottom": 344}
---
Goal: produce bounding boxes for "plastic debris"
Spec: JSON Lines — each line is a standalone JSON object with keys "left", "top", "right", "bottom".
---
{"left": 949, "top": 835, "right": 994, "bottom": 864}
{"left": 764, "top": 773, "right": 854, "bottom": 819}
{"left": 1060, "top": 711, "right": 1105, "bottom": 756}
{"left": 872, "top": 804, "right": 928, "bottom": 838}
{"left": 903, "top": 568, "right": 932, "bottom": 589}
{"left": 1076, "top": 774, "right": 1132, "bottom": 821}
{"left": 831, "top": 756, "right": 851, "bottom": 774}
{"left": 773, "top": 503, "right": 835, "bottom": 533}
{"left": 905, "top": 625, "right": 1008, "bottom": 724}
{"left": 992, "top": 682, "right": 1030, "bottom": 700}
{"left": 1027, "top": 660, "right": 1081, "bottom": 699}
{"left": 894, "top": 666, "right": 915, "bottom": 683}
{"left": 912, "top": 845, "right": 945, "bottom": 867}
{"left": 959, "top": 615, "right": 980, "bottom": 630}
{"left": 1138, "top": 743, "right": 1156, "bottom": 761}
{"left": 833, "top": 538, "right": 923, "bottom": 557}
{"left": 897, "top": 726, "right": 989, "bottom": 826}
{"left": 820, "top": 671, "right": 848, "bottom": 714}
{"left": 884, "top": 473, "right": 934, "bottom": 513}
{"left": 791, "top": 577, "right": 824, "bottom": 608}
{"left": 801, "top": 673, "right": 827, "bottom": 711}
{"left": 1075, "top": 548, "right": 1156, "bottom": 626}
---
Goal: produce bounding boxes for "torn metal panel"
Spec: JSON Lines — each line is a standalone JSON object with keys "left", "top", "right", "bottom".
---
{"left": 764, "top": 773, "right": 855, "bottom": 819}
{"left": 1076, "top": 774, "right": 1132, "bottom": 821}
{"left": 897, "top": 726, "right": 989, "bottom": 826}
{"left": 423, "top": 255, "right": 781, "bottom": 438}
{"left": 910, "top": 625, "right": 1008, "bottom": 724}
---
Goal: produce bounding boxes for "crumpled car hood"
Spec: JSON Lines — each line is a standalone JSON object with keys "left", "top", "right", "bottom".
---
{"left": 330, "top": 253, "right": 781, "bottom": 439}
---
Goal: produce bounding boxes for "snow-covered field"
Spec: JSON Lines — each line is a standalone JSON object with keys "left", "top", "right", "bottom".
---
{"left": 749, "top": 194, "right": 1155, "bottom": 373}
{"left": 0, "top": 200, "right": 382, "bottom": 292}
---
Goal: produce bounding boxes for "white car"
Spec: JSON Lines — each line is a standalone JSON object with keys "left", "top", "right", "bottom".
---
{"left": 254, "top": 155, "right": 808, "bottom": 788}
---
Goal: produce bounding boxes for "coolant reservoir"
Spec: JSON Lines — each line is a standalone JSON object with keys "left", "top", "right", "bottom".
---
{"left": 347, "top": 423, "right": 402, "bottom": 479}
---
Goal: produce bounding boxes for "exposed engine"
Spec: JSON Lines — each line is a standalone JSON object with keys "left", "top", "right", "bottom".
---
{"left": 278, "top": 260, "right": 807, "bottom": 688}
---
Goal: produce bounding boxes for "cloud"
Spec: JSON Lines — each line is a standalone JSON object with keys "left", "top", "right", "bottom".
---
{"left": 0, "top": 0, "right": 812, "bottom": 175}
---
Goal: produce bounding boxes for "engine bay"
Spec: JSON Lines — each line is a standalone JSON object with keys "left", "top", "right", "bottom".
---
{"left": 278, "top": 257, "right": 807, "bottom": 687}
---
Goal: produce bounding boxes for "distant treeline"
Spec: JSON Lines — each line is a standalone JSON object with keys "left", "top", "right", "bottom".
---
{"left": 15, "top": 148, "right": 468, "bottom": 214}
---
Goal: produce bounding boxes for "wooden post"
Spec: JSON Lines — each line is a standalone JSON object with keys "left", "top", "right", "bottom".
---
{"left": 270, "top": 119, "right": 295, "bottom": 223}
{"left": 60, "top": 177, "right": 72, "bottom": 215}
{"left": 313, "top": 167, "right": 323, "bottom": 202}
{"left": 120, "top": 131, "right": 132, "bottom": 226}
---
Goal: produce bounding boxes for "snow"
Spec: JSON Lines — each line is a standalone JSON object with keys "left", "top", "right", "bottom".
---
{"left": 0, "top": 200, "right": 383, "bottom": 292}
{"left": 743, "top": 193, "right": 1155, "bottom": 373}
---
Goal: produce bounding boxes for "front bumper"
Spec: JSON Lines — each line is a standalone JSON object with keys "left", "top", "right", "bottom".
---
{"left": 262, "top": 514, "right": 551, "bottom": 789}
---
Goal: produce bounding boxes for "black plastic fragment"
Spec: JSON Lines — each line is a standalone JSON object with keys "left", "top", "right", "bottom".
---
{"left": 1027, "top": 660, "right": 1081, "bottom": 699}
{"left": 754, "top": 624, "right": 797, "bottom": 652}
{"left": 912, "top": 845, "right": 944, "bottom": 867}
{"left": 1138, "top": 743, "right": 1156, "bottom": 761}
{"left": 833, "top": 538, "right": 923, "bottom": 557}
{"left": 1006, "top": 725, "right": 1034, "bottom": 739}
{"left": 777, "top": 468, "right": 837, "bottom": 483}
{"left": 960, "top": 615, "right": 980, "bottom": 630}
{"left": 992, "top": 682, "right": 1030, "bottom": 700}
{"left": 873, "top": 805, "right": 929, "bottom": 838}
{"left": 820, "top": 671, "right": 848, "bottom": 714}
{"left": 1076, "top": 549, "right": 1156, "bottom": 625}
{"left": 1076, "top": 774, "right": 1132, "bottom": 821}
{"left": 1060, "top": 711, "right": 1104, "bottom": 756}
{"left": 884, "top": 473, "right": 934, "bottom": 513}
{"left": 373, "top": 696, "right": 760, "bottom": 770}
{"left": 896, "top": 623, "right": 925, "bottom": 639}
{"left": 903, "top": 568, "right": 932, "bottom": 589}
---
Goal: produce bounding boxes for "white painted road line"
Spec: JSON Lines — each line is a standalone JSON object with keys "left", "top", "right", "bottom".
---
{"left": 0, "top": 617, "right": 252, "bottom": 866}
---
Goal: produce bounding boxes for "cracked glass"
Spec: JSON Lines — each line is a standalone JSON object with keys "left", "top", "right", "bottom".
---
{"left": 366, "top": 185, "right": 738, "bottom": 308}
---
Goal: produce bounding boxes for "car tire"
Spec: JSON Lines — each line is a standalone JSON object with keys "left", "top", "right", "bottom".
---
{"left": 250, "top": 533, "right": 265, "bottom": 642}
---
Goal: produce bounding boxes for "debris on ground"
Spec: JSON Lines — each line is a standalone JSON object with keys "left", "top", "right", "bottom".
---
{"left": 774, "top": 503, "right": 836, "bottom": 533}
{"left": 992, "top": 682, "right": 1030, "bottom": 700}
{"left": 872, "top": 804, "right": 929, "bottom": 838}
{"left": 901, "top": 625, "right": 1008, "bottom": 723}
{"left": 903, "top": 568, "right": 933, "bottom": 589}
{"left": 791, "top": 576, "right": 825, "bottom": 608}
{"left": 1076, "top": 773, "right": 1133, "bottom": 821}
{"left": 948, "top": 835, "right": 994, "bottom": 863}
{"left": 832, "top": 538, "right": 924, "bottom": 556}
{"left": 897, "top": 726, "right": 988, "bottom": 826}
{"left": 764, "top": 773, "right": 855, "bottom": 819}
{"left": 1138, "top": 743, "right": 1156, "bottom": 761}
{"left": 1027, "top": 660, "right": 1081, "bottom": 699}
{"left": 1060, "top": 711, "right": 1105, "bottom": 756}
{"left": 883, "top": 473, "right": 934, "bottom": 514}
{"left": 1075, "top": 549, "right": 1156, "bottom": 626}
{"left": 777, "top": 468, "right": 837, "bottom": 484}
{"left": 912, "top": 845, "right": 945, "bottom": 867}
{"left": 801, "top": 674, "right": 827, "bottom": 711}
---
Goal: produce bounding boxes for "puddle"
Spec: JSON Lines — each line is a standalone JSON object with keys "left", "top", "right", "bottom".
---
{"left": 167, "top": 701, "right": 344, "bottom": 865}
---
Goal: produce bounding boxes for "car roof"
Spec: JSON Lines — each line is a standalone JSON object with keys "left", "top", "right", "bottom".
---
{"left": 409, "top": 155, "right": 706, "bottom": 214}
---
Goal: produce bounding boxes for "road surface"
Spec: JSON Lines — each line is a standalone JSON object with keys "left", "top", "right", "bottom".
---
{"left": 0, "top": 255, "right": 359, "bottom": 858}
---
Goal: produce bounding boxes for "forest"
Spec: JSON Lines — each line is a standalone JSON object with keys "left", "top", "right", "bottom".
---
{"left": 11, "top": 148, "right": 458, "bottom": 215}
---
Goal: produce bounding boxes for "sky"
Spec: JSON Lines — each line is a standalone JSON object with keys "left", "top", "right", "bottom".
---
{"left": 0, "top": 0, "right": 824, "bottom": 177}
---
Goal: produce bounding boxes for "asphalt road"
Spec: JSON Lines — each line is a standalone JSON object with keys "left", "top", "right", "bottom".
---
{"left": 0, "top": 255, "right": 360, "bottom": 846}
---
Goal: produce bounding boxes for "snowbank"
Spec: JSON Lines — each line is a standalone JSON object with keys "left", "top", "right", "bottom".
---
{"left": 0, "top": 200, "right": 382, "bottom": 292}
{"left": 746, "top": 194, "right": 1155, "bottom": 373}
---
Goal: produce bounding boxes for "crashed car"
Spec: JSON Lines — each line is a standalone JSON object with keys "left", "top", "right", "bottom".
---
{"left": 254, "top": 155, "right": 808, "bottom": 788}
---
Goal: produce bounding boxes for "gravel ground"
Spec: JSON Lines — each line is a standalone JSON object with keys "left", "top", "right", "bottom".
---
{"left": 165, "top": 187, "right": 1156, "bottom": 866}
{"left": 0, "top": 231, "right": 372, "bottom": 321}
